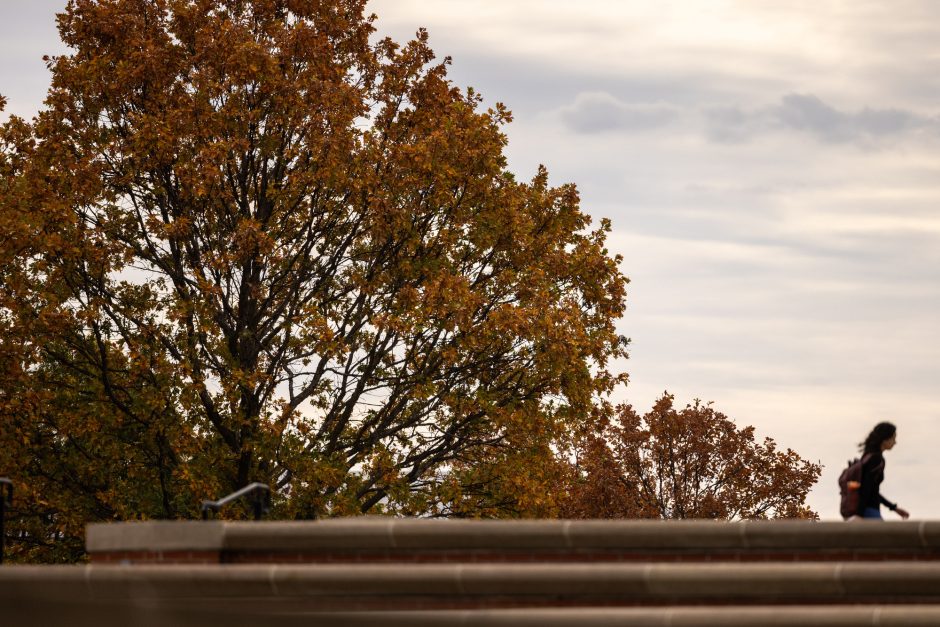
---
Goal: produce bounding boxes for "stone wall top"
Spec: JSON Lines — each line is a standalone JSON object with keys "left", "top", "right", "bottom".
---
{"left": 85, "top": 518, "right": 940, "bottom": 554}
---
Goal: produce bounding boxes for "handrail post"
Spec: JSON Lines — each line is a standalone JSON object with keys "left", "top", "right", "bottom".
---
{"left": 201, "top": 483, "right": 270, "bottom": 521}
{"left": 0, "top": 478, "right": 12, "bottom": 565}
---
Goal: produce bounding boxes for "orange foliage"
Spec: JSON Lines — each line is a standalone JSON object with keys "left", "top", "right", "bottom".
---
{"left": 562, "top": 394, "right": 821, "bottom": 520}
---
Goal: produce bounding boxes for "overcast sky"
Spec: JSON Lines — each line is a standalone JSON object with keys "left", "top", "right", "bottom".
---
{"left": 4, "top": 1, "right": 940, "bottom": 519}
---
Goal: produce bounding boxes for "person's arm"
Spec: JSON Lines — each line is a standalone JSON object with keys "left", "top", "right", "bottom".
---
{"left": 880, "top": 495, "right": 910, "bottom": 519}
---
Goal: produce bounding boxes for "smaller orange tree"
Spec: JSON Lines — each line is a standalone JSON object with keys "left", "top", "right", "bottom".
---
{"left": 562, "top": 393, "right": 821, "bottom": 520}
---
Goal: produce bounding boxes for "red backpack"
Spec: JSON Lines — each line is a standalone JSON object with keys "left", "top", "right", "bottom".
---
{"left": 837, "top": 453, "right": 875, "bottom": 519}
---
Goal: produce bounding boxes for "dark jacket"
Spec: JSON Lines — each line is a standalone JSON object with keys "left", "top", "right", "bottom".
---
{"left": 857, "top": 451, "right": 896, "bottom": 514}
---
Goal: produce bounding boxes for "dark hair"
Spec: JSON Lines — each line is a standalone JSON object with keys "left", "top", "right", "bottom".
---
{"left": 861, "top": 421, "right": 896, "bottom": 454}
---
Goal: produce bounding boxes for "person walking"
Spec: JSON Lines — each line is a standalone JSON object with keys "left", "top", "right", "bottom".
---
{"left": 855, "top": 422, "right": 909, "bottom": 520}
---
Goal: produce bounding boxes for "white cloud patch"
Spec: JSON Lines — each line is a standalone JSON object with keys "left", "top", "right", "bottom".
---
{"left": 559, "top": 92, "right": 681, "bottom": 134}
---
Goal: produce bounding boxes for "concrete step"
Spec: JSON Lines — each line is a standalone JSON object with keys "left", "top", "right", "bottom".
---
{"left": 5, "top": 590, "right": 940, "bottom": 626}
{"left": 313, "top": 606, "right": 940, "bottom": 627}
{"left": 86, "top": 518, "right": 940, "bottom": 564}
{"left": 9, "top": 604, "right": 940, "bottom": 627}
{"left": 5, "top": 561, "right": 940, "bottom": 610}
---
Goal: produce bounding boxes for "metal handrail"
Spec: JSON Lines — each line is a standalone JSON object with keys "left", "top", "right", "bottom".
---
{"left": 0, "top": 478, "right": 12, "bottom": 565}
{"left": 201, "top": 482, "right": 270, "bottom": 521}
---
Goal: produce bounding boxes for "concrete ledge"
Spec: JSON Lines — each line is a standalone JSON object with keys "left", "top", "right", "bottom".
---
{"left": 6, "top": 562, "right": 940, "bottom": 605}
{"left": 86, "top": 520, "right": 227, "bottom": 552}
{"left": 5, "top": 602, "right": 940, "bottom": 627}
{"left": 304, "top": 606, "right": 940, "bottom": 627}
{"left": 85, "top": 519, "right": 940, "bottom": 563}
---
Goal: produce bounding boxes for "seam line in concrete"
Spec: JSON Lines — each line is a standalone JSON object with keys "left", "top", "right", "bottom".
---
{"left": 84, "top": 563, "right": 94, "bottom": 600}
{"left": 455, "top": 562, "right": 465, "bottom": 596}
{"left": 269, "top": 564, "right": 279, "bottom": 597}
{"left": 918, "top": 520, "right": 927, "bottom": 548}
{"left": 833, "top": 562, "right": 845, "bottom": 598}
{"left": 562, "top": 520, "right": 572, "bottom": 549}
{"left": 388, "top": 519, "right": 398, "bottom": 549}
{"left": 739, "top": 520, "right": 750, "bottom": 549}
{"left": 872, "top": 605, "right": 883, "bottom": 627}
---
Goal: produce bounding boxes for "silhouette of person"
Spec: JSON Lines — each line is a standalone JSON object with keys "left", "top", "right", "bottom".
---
{"left": 853, "top": 422, "right": 910, "bottom": 520}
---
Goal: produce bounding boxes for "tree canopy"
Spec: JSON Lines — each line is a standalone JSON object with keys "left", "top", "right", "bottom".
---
{"left": 0, "top": 0, "right": 823, "bottom": 564}
{"left": 561, "top": 393, "right": 821, "bottom": 520}
{"left": 0, "top": 0, "right": 627, "bottom": 561}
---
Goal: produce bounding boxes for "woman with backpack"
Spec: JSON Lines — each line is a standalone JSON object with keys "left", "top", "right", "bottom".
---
{"left": 854, "top": 422, "right": 910, "bottom": 520}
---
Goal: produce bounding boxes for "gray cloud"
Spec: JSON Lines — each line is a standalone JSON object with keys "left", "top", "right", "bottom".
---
{"left": 774, "top": 94, "right": 851, "bottom": 141}
{"left": 554, "top": 91, "right": 936, "bottom": 146}
{"left": 560, "top": 92, "right": 680, "bottom": 134}
{"left": 854, "top": 106, "right": 925, "bottom": 135}
{"left": 702, "top": 106, "right": 766, "bottom": 143}
{"left": 706, "top": 93, "right": 938, "bottom": 144}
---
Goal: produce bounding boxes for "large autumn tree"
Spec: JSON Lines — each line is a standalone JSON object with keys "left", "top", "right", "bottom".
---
{"left": 0, "top": 0, "right": 627, "bottom": 560}
{"left": 561, "top": 393, "right": 821, "bottom": 520}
